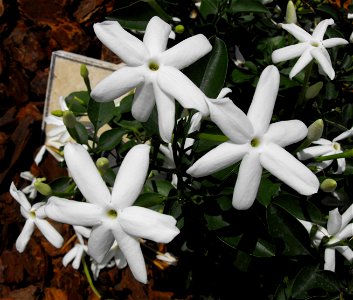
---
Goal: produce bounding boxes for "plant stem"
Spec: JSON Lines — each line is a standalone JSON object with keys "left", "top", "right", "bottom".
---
{"left": 314, "top": 149, "right": 353, "bottom": 162}
{"left": 82, "top": 257, "right": 102, "bottom": 299}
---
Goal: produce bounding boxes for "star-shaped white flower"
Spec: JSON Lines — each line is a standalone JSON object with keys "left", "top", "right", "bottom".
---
{"left": 272, "top": 18, "right": 348, "bottom": 79}
{"left": 297, "top": 127, "right": 353, "bottom": 174}
{"left": 91, "top": 16, "right": 211, "bottom": 142}
{"left": 187, "top": 66, "right": 319, "bottom": 210}
{"left": 45, "top": 142, "right": 179, "bottom": 283}
{"left": 9, "top": 182, "right": 64, "bottom": 252}
{"left": 20, "top": 171, "right": 38, "bottom": 199}
{"left": 298, "top": 204, "right": 353, "bottom": 271}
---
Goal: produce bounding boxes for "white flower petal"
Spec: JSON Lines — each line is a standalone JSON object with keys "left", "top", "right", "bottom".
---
{"left": 322, "top": 38, "right": 349, "bottom": 48}
{"left": 312, "top": 19, "right": 334, "bottom": 40}
{"left": 93, "top": 21, "right": 148, "bottom": 65}
{"left": 333, "top": 128, "right": 353, "bottom": 142}
{"left": 112, "top": 224, "right": 147, "bottom": 284}
{"left": 74, "top": 225, "right": 91, "bottom": 239}
{"left": 324, "top": 247, "right": 336, "bottom": 271}
{"left": 20, "top": 171, "right": 34, "bottom": 181}
{"left": 232, "top": 152, "right": 262, "bottom": 210}
{"left": 313, "top": 138, "right": 333, "bottom": 145}
{"left": 91, "top": 67, "right": 144, "bottom": 102}
{"left": 88, "top": 224, "right": 115, "bottom": 263}
{"left": 341, "top": 203, "right": 353, "bottom": 229}
{"left": 115, "top": 248, "right": 128, "bottom": 269}
{"left": 336, "top": 224, "right": 353, "bottom": 241}
{"left": 187, "top": 142, "right": 249, "bottom": 177}
{"left": 34, "top": 145, "right": 47, "bottom": 165}
{"left": 143, "top": 16, "right": 171, "bottom": 56}
{"left": 289, "top": 48, "right": 313, "bottom": 79}
{"left": 112, "top": 144, "right": 150, "bottom": 208}
{"left": 271, "top": 43, "right": 308, "bottom": 63}
{"left": 311, "top": 48, "right": 335, "bottom": 80}
{"left": 247, "top": 65, "right": 280, "bottom": 135}
{"left": 64, "top": 143, "right": 111, "bottom": 206}
{"left": 45, "top": 197, "right": 104, "bottom": 226}
{"left": 45, "top": 115, "right": 64, "bottom": 126}
{"left": 72, "top": 246, "right": 85, "bottom": 269}
{"left": 160, "top": 34, "right": 212, "bottom": 70}
{"left": 131, "top": 82, "right": 156, "bottom": 122}
{"left": 16, "top": 220, "right": 35, "bottom": 253}
{"left": 154, "top": 84, "right": 175, "bottom": 142}
{"left": 327, "top": 208, "right": 342, "bottom": 235}
{"left": 264, "top": 120, "right": 307, "bottom": 147}
{"left": 217, "top": 87, "right": 232, "bottom": 99}
{"left": 297, "top": 145, "right": 332, "bottom": 160}
{"left": 63, "top": 247, "right": 78, "bottom": 267}
{"left": 10, "top": 182, "right": 31, "bottom": 210}
{"left": 261, "top": 143, "right": 319, "bottom": 195}
{"left": 35, "top": 218, "right": 64, "bottom": 248}
{"left": 336, "top": 246, "right": 353, "bottom": 262}
{"left": 335, "top": 158, "right": 346, "bottom": 174}
{"left": 158, "top": 67, "right": 209, "bottom": 115}
{"left": 119, "top": 206, "right": 179, "bottom": 243}
{"left": 280, "top": 23, "right": 312, "bottom": 42}
{"left": 207, "top": 97, "right": 253, "bottom": 144}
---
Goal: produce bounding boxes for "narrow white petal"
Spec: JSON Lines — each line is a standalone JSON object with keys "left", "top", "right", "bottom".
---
{"left": 280, "top": 23, "right": 312, "bottom": 42}
{"left": 336, "top": 246, "right": 353, "bottom": 262}
{"left": 207, "top": 97, "right": 253, "bottom": 144}
{"left": 20, "top": 171, "right": 34, "bottom": 181}
{"left": 35, "top": 219, "right": 64, "bottom": 248}
{"left": 45, "top": 197, "right": 104, "bottom": 226}
{"left": 143, "top": 16, "right": 171, "bottom": 56}
{"left": 114, "top": 248, "right": 128, "bottom": 269}
{"left": 64, "top": 143, "right": 111, "bottom": 206}
{"left": 187, "top": 142, "right": 249, "bottom": 177}
{"left": 297, "top": 145, "right": 332, "bottom": 160}
{"left": 313, "top": 138, "right": 333, "bottom": 145}
{"left": 261, "top": 143, "right": 319, "bottom": 195}
{"left": 63, "top": 247, "right": 77, "bottom": 267}
{"left": 324, "top": 248, "right": 336, "bottom": 271}
{"left": 112, "top": 224, "right": 147, "bottom": 283}
{"left": 185, "top": 113, "right": 202, "bottom": 154}
{"left": 271, "top": 43, "right": 308, "bottom": 63}
{"left": 232, "top": 152, "right": 262, "bottom": 210}
{"left": 311, "top": 48, "right": 335, "bottom": 80}
{"left": 336, "top": 224, "right": 353, "bottom": 241}
{"left": 131, "top": 82, "right": 155, "bottom": 122}
{"left": 112, "top": 144, "right": 150, "bottom": 208}
{"left": 217, "top": 87, "right": 232, "bottom": 99}
{"left": 322, "top": 38, "right": 349, "bottom": 48}
{"left": 327, "top": 208, "right": 342, "bottom": 235}
{"left": 310, "top": 160, "right": 333, "bottom": 173}
{"left": 34, "top": 145, "right": 47, "bottom": 165}
{"left": 298, "top": 219, "right": 328, "bottom": 242}
{"left": 45, "top": 115, "right": 64, "bottom": 126}
{"left": 10, "top": 182, "right": 31, "bottom": 210}
{"left": 333, "top": 129, "right": 353, "bottom": 142}
{"left": 289, "top": 48, "right": 313, "bottom": 79}
{"left": 16, "top": 220, "right": 35, "bottom": 252}
{"left": 154, "top": 84, "right": 175, "bottom": 142}
{"left": 341, "top": 203, "right": 353, "bottom": 229}
{"left": 158, "top": 67, "right": 209, "bottom": 115}
{"left": 312, "top": 19, "right": 334, "bottom": 40}
{"left": 72, "top": 247, "right": 85, "bottom": 269}
{"left": 247, "top": 65, "right": 280, "bottom": 135}
{"left": 264, "top": 120, "right": 307, "bottom": 147}
{"left": 94, "top": 21, "right": 148, "bottom": 65}
{"left": 160, "top": 34, "right": 212, "bottom": 70}
{"left": 91, "top": 67, "right": 144, "bottom": 102}
{"left": 335, "top": 158, "right": 346, "bottom": 174}
{"left": 88, "top": 224, "right": 115, "bottom": 263}
{"left": 119, "top": 206, "right": 179, "bottom": 243}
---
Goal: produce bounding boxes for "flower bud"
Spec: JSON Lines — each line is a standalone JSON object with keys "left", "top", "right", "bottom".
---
{"left": 51, "top": 110, "right": 64, "bottom": 117}
{"left": 320, "top": 178, "right": 337, "bottom": 193}
{"left": 34, "top": 178, "right": 52, "bottom": 196}
{"left": 307, "top": 119, "right": 324, "bottom": 142}
{"left": 175, "top": 25, "right": 185, "bottom": 34}
{"left": 63, "top": 111, "right": 77, "bottom": 129}
{"left": 96, "top": 157, "right": 110, "bottom": 172}
{"left": 285, "top": 1, "right": 297, "bottom": 24}
{"left": 80, "top": 64, "right": 89, "bottom": 79}
{"left": 305, "top": 81, "right": 323, "bottom": 99}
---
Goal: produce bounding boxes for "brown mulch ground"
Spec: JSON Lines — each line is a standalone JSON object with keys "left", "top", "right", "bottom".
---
{"left": 0, "top": 1, "right": 179, "bottom": 299}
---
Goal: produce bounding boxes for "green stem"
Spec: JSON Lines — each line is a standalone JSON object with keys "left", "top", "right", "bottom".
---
{"left": 197, "top": 133, "right": 229, "bottom": 142}
{"left": 82, "top": 257, "right": 102, "bottom": 299}
{"left": 314, "top": 149, "right": 353, "bottom": 162}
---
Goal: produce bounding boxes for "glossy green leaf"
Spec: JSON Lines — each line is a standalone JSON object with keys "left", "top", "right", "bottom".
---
{"left": 199, "top": 0, "right": 218, "bottom": 18}
{"left": 257, "top": 177, "right": 281, "bottom": 207}
{"left": 252, "top": 238, "right": 276, "bottom": 257}
{"left": 204, "top": 214, "right": 230, "bottom": 230}
{"left": 65, "top": 91, "right": 89, "bottom": 114}
{"left": 87, "top": 98, "right": 115, "bottom": 131}
{"left": 50, "top": 177, "right": 76, "bottom": 197}
{"left": 230, "top": 0, "right": 269, "bottom": 14}
{"left": 97, "top": 128, "right": 126, "bottom": 151}
{"left": 134, "top": 192, "right": 166, "bottom": 208}
{"left": 67, "top": 121, "right": 88, "bottom": 145}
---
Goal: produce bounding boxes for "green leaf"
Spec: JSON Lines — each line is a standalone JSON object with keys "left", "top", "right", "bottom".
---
{"left": 267, "top": 204, "right": 311, "bottom": 256}
{"left": 199, "top": 0, "right": 219, "bottom": 18}
{"left": 134, "top": 192, "right": 166, "bottom": 208}
{"left": 97, "top": 128, "right": 126, "bottom": 151}
{"left": 67, "top": 121, "right": 88, "bottom": 145}
{"left": 204, "top": 214, "right": 230, "bottom": 230}
{"left": 117, "top": 120, "right": 143, "bottom": 133}
{"left": 101, "top": 168, "right": 116, "bottom": 187}
{"left": 65, "top": 91, "right": 89, "bottom": 114}
{"left": 230, "top": 0, "right": 269, "bottom": 14}
{"left": 325, "top": 82, "right": 339, "bottom": 100}
{"left": 252, "top": 238, "right": 276, "bottom": 257}
{"left": 50, "top": 177, "right": 76, "bottom": 197}
{"left": 231, "top": 68, "right": 255, "bottom": 83}
{"left": 87, "top": 98, "right": 115, "bottom": 131}
{"left": 257, "top": 177, "right": 281, "bottom": 207}
{"left": 184, "top": 37, "right": 228, "bottom": 98}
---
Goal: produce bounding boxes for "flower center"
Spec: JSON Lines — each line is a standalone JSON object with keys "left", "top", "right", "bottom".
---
{"left": 148, "top": 61, "right": 159, "bottom": 71}
{"left": 251, "top": 137, "right": 261, "bottom": 148}
{"left": 29, "top": 211, "right": 36, "bottom": 219}
{"left": 107, "top": 209, "right": 118, "bottom": 219}
{"left": 310, "top": 41, "right": 321, "bottom": 47}
{"left": 333, "top": 142, "right": 341, "bottom": 151}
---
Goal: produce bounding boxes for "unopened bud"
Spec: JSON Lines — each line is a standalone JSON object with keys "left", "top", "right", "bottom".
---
{"left": 305, "top": 81, "right": 323, "bottom": 99}
{"left": 285, "top": 1, "right": 297, "bottom": 24}
{"left": 320, "top": 178, "right": 337, "bottom": 193}
{"left": 51, "top": 110, "right": 64, "bottom": 117}
{"left": 96, "top": 157, "right": 110, "bottom": 172}
{"left": 175, "top": 25, "right": 185, "bottom": 34}
{"left": 63, "top": 111, "right": 76, "bottom": 128}
{"left": 307, "top": 119, "right": 324, "bottom": 142}
{"left": 80, "top": 64, "right": 89, "bottom": 79}
{"left": 34, "top": 178, "right": 52, "bottom": 196}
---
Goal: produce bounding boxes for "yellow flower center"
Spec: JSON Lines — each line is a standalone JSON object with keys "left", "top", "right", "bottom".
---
{"left": 29, "top": 211, "right": 36, "bottom": 219}
{"left": 310, "top": 41, "right": 320, "bottom": 47}
{"left": 333, "top": 142, "right": 341, "bottom": 151}
{"left": 148, "top": 61, "right": 159, "bottom": 71}
{"left": 251, "top": 137, "right": 261, "bottom": 147}
{"left": 107, "top": 209, "right": 118, "bottom": 219}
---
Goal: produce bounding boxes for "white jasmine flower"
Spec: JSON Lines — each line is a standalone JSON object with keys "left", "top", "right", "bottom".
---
{"left": 9, "top": 182, "right": 64, "bottom": 252}
{"left": 298, "top": 204, "right": 353, "bottom": 271}
{"left": 20, "top": 171, "right": 37, "bottom": 199}
{"left": 45, "top": 143, "right": 179, "bottom": 284}
{"left": 187, "top": 66, "right": 319, "bottom": 210}
{"left": 297, "top": 128, "right": 353, "bottom": 174}
{"left": 91, "top": 16, "right": 211, "bottom": 142}
{"left": 272, "top": 19, "right": 348, "bottom": 79}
